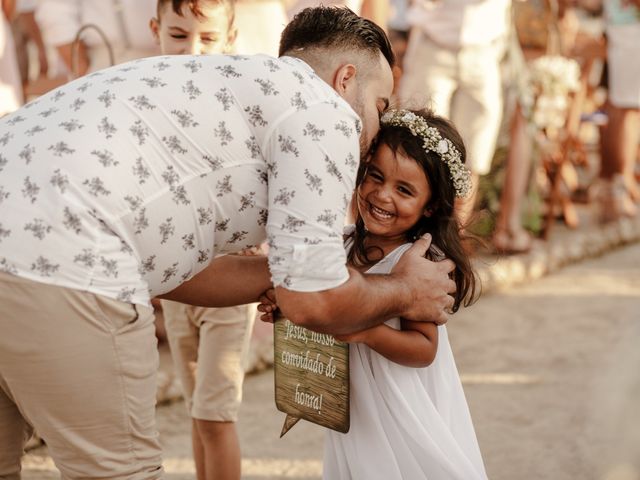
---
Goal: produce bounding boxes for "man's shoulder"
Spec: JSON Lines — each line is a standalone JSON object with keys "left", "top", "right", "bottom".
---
{"left": 222, "top": 55, "right": 359, "bottom": 126}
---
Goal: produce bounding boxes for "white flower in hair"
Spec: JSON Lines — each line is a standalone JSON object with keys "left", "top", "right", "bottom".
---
{"left": 401, "top": 112, "right": 415, "bottom": 122}
{"left": 380, "top": 109, "right": 472, "bottom": 198}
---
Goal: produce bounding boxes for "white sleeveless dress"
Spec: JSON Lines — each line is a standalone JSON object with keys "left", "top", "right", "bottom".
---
{"left": 323, "top": 242, "right": 488, "bottom": 480}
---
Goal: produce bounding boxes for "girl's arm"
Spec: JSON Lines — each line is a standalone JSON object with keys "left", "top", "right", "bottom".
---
{"left": 336, "top": 319, "right": 439, "bottom": 368}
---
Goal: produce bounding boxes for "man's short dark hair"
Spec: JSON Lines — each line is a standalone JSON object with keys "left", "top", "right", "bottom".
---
{"left": 156, "top": 0, "right": 235, "bottom": 25}
{"left": 279, "top": 6, "right": 395, "bottom": 68}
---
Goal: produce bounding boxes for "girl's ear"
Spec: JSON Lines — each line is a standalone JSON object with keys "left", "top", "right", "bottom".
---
{"left": 423, "top": 206, "right": 433, "bottom": 217}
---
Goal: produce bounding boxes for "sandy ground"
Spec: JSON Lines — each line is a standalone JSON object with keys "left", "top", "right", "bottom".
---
{"left": 21, "top": 242, "right": 640, "bottom": 480}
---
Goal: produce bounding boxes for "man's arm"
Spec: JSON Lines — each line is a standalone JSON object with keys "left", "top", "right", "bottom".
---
{"left": 275, "top": 235, "right": 456, "bottom": 335}
{"left": 159, "top": 254, "right": 272, "bottom": 307}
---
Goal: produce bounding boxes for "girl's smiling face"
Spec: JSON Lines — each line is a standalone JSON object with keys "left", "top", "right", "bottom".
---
{"left": 357, "top": 143, "right": 432, "bottom": 250}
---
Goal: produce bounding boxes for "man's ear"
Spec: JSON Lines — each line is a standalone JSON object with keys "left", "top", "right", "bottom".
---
{"left": 332, "top": 63, "right": 358, "bottom": 101}
{"left": 149, "top": 18, "right": 160, "bottom": 43}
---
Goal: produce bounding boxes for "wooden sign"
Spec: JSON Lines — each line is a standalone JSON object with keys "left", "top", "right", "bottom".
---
{"left": 273, "top": 318, "right": 350, "bottom": 436}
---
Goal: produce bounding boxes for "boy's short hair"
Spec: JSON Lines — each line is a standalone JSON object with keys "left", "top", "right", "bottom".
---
{"left": 156, "top": 0, "right": 235, "bottom": 25}
{"left": 279, "top": 6, "right": 394, "bottom": 68}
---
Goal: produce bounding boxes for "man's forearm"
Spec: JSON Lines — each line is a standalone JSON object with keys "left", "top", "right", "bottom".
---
{"left": 276, "top": 268, "right": 413, "bottom": 335}
{"left": 160, "top": 255, "right": 272, "bottom": 307}
{"left": 273, "top": 236, "right": 455, "bottom": 331}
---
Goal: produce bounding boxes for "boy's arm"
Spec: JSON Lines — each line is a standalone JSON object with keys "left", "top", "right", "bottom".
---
{"left": 336, "top": 319, "right": 439, "bottom": 368}
{"left": 163, "top": 236, "right": 455, "bottom": 333}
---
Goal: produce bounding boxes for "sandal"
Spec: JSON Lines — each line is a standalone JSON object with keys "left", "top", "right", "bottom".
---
{"left": 492, "top": 228, "right": 533, "bottom": 255}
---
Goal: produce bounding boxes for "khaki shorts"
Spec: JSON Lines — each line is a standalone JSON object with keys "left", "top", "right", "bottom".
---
{"left": 399, "top": 31, "right": 504, "bottom": 176}
{"left": 0, "top": 272, "right": 162, "bottom": 480}
{"left": 162, "top": 301, "right": 255, "bottom": 422}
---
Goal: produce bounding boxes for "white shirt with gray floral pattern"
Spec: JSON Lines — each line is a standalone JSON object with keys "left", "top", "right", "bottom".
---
{"left": 0, "top": 54, "right": 361, "bottom": 305}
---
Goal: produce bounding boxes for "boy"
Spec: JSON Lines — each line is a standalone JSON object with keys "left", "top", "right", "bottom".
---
{"left": 150, "top": 0, "right": 236, "bottom": 55}
{"left": 150, "top": 2, "right": 249, "bottom": 479}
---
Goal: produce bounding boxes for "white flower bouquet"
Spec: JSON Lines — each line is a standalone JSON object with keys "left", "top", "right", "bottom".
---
{"left": 528, "top": 55, "right": 581, "bottom": 132}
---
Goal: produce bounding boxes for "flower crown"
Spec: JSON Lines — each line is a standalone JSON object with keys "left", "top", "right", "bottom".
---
{"left": 380, "top": 109, "right": 472, "bottom": 198}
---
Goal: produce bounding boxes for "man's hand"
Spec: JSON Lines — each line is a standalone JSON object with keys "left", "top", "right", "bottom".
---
{"left": 391, "top": 234, "right": 456, "bottom": 325}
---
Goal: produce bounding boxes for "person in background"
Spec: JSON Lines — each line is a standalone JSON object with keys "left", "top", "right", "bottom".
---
{"left": 387, "top": 0, "right": 409, "bottom": 94}
{"left": 398, "top": 0, "right": 510, "bottom": 228}
{"left": 234, "top": 0, "right": 287, "bottom": 56}
{"left": 494, "top": 0, "right": 583, "bottom": 252}
{"left": 36, "top": 0, "right": 158, "bottom": 76}
{"left": 597, "top": 0, "right": 640, "bottom": 221}
{"left": 0, "top": 0, "right": 22, "bottom": 115}
{"left": 11, "top": 0, "right": 48, "bottom": 93}
{"left": 151, "top": 1, "right": 253, "bottom": 479}
{"left": 286, "top": 0, "right": 389, "bottom": 33}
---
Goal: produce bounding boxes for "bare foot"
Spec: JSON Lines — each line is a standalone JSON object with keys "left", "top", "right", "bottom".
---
{"left": 493, "top": 228, "right": 533, "bottom": 254}
{"left": 623, "top": 175, "right": 640, "bottom": 203}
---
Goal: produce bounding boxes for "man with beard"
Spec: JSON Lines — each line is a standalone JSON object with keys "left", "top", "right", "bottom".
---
{"left": 0, "top": 6, "right": 456, "bottom": 478}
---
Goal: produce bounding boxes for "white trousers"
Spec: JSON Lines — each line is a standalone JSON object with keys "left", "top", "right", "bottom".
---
{"left": 399, "top": 31, "right": 505, "bottom": 175}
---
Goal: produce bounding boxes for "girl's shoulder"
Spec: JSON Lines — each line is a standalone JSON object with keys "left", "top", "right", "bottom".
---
{"left": 376, "top": 239, "right": 447, "bottom": 271}
{"left": 343, "top": 224, "right": 356, "bottom": 238}
{"left": 343, "top": 224, "right": 356, "bottom": 248}
{"left": 367, "top": 243, "right": 413, "bottom": 274}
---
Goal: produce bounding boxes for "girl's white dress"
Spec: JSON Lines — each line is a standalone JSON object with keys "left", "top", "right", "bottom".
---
{"left": 323, "top": 242, "right": 488, "bottom": 480}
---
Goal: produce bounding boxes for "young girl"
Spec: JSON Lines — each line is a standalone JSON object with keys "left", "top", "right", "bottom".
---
{"left": 323, "top": 108, "right": 487, "bottom": 479}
